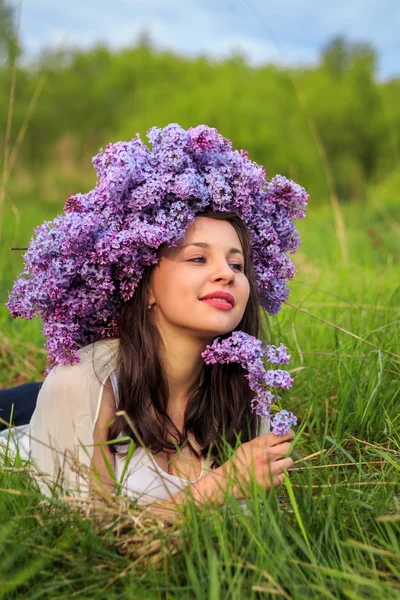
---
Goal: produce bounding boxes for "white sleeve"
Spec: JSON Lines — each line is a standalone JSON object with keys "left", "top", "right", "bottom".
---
{"left": 29, "top": 340, "right": 118, "bottom": 497}
{"left": 258, "top": 415, "right": 271, "bottom": 436}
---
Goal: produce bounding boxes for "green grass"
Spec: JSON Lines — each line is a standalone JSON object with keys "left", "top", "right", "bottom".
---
{"left": 0, "top": 189, "right": 399, "bottom": 598}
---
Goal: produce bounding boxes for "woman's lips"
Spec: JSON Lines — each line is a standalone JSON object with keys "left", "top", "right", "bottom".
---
{"left": 200, "top": 299, "right": 233, "bottom": 311}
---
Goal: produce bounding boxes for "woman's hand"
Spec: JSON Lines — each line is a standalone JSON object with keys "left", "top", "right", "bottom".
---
{"left": 148, "top": 429, "right": 295, "bottom": 512}
{"left": 221, "top": 429, "right": 295, "bottom": 499}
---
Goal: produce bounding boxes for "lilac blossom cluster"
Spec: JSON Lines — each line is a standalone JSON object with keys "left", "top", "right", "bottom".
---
{"left": 7, "top": 123, "right": 308, "bottom": 369}
{"left": 201, "top": 331, "right": 297, "bottom": 436}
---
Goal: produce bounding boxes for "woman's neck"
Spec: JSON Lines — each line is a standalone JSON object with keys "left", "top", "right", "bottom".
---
{"left": 158, "top": 324, "right": 211, "bottom": 422}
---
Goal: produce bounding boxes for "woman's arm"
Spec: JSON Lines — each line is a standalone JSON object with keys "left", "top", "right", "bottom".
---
{"left": 147, "top": 431, "right": 295, "bottom": 518}
{"left": 147, "top": 463, "right": 230, "bottom": 518}
{"left": 89, "top": 377, "right": 116, "bottom": 492}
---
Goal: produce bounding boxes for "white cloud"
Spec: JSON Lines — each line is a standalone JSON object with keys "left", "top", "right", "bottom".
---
{"left": 16, "top": 0, "right": 400, "bottom": 79}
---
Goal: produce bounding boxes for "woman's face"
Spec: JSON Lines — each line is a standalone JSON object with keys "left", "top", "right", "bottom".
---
{"left": 148, "top": 216, "right": 250, "bottom": 342}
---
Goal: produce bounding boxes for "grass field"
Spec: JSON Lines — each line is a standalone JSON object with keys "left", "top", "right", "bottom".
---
{"left": 0, "top": 182, "right": 399, "bottom": 598}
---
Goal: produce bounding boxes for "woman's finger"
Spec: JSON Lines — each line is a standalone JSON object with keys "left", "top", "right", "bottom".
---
{"left": 266, "top": 442, "right": 293, "bottom": 458}
{"left": 273, "top": 457, "right": 294, "bottom": 474}
{"left": 269, "top": 430, "right": 295, "bottom": 446}
{"left": 273, "top": 473, "right": 285, "bottom": 487}
{"left": 257, "top": 429, "right": 295, "bottom": 447}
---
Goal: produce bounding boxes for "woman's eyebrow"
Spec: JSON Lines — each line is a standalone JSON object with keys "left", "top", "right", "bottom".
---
{"left": 180, "top": 242, "right": 244, "bottom": 256}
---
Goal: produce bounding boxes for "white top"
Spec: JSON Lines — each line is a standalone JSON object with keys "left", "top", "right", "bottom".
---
{"left": 108, "top": 370, "right": 214, "bottom": 504}
{"left": 9, "top": 338, "right": 270, "bottom": 504}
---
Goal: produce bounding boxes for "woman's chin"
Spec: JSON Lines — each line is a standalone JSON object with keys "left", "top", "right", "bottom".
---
{"left": 192, "top": 319, "right": 240, "bottom": 340}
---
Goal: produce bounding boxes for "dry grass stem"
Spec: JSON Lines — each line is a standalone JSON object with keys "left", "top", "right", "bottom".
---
{"left": 293, "top": 301, "right": 400, "bottom": 313}
{"left": 375, "top": 514, "right": 400, "bottom": 523}
{"left": 347, "top": 436, "right": 399, "bottom": 454}
{"left": 286, "top": 559, "right": 400, "bottom": 590}
{"left": 291, "top": 459, "right": 386, "bottom": 472}
{"left": 346, "top": 539, "right": 400, "bottom": 559}
{"left": 60, "top": 493, "right": 185, "bottom": 566}
{"left": 293, "top": 449, "right": 327, "bottom": 463}
{"left": 291, "top": 481, "right": 399, "bottom": 488}
{"left": 241, "top": 560, "right": 291, "bottom": 599}
{"left": 6, "top": 75, "right": 47, "bottom": 182}
{"left": 287, "top": 303, "right": 400, "bottom": 360}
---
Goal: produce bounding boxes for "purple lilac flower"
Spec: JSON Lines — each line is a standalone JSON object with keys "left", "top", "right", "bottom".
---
{"left": 265, "top": 343, "right": 291, "bottom": 364}
{"left": 201, "top": 331, "right": 296, "bottom": 436}
{"left": 7, "top": 123, "right": 309, "bottom": 370}
{"left": 270, "top": 410, "right": 298, "bottom": 436}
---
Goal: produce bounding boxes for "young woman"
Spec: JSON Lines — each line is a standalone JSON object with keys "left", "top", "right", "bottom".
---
{"left": 4, "top": 123, "right": 308, "bottom": 511}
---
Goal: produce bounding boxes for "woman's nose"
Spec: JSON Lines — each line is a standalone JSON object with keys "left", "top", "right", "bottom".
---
{"left": 211, "top": 260, "right": 235, "bottom": 283}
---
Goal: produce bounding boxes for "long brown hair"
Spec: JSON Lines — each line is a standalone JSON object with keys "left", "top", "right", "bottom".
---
{"left": 108, "top": 209, "right": 268, "bottom": 468}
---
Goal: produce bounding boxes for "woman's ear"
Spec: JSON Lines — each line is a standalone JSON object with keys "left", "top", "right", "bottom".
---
{"left": 147, "top": 273, "right": 155, "bottom": 306}
{"left": 146, "top": 251, "right": 162, "bottom": 307}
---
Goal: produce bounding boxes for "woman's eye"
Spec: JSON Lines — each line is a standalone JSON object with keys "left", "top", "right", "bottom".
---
{"left": 188, "top": 256, "right": 206, "bottom": 264}
{"left": 232, "top": 263, "right": 244, "bottom": 272}
{"left": 188, "top": 257, "right": 244, "bottom": 272}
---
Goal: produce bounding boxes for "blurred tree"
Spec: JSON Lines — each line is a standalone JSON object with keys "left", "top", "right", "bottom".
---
{"left": 309, "top": 36, "right": 382, "bottom": 200}
{"left": 0, "top": 33, "right": 398, "bottom": 205}
{"left": 321, "top": 36, "right": 377, "bottom": 79}
{"left": 321, "top": 36, "right": 350, "bottom": 78}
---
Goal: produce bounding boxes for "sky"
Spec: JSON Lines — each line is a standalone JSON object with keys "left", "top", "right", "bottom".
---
{"left": 16, "top": 0, "right": 400, "bottom": 80}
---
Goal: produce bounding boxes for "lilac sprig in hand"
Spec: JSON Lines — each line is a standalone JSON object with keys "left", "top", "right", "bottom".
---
{"left": 201, "top": 331, "right": 297, "bottom": 436}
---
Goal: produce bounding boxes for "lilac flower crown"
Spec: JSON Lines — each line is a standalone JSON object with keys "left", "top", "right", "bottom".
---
{"left": 7, "top": 123, "right": 308, "bottom": 370}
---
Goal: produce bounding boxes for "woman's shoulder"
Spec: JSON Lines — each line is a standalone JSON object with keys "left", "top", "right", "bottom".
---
{"left": 35, "top": 338, "right": 120, "bottom": 419}
{"left": 76, "top": 337, "right": 120, "bottom": 370}
{"left": 76, "top": 337, "right": 120, "bottom": 361}
{"left": 47, "top": 338, "right": 120, "bottom": 382}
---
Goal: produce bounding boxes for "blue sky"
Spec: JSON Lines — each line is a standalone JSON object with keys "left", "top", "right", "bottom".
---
{"left": 18, "top": 0, "right": 400, "bottom": 80}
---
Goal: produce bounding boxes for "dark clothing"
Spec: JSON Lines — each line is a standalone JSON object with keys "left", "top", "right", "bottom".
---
{"left": 0, "top": 382, "right": 42, "bottom": 431}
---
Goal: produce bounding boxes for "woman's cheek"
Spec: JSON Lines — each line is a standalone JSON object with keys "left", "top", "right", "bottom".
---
{"left": 241, "top": 277, "right": 251, "bottom": 302}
